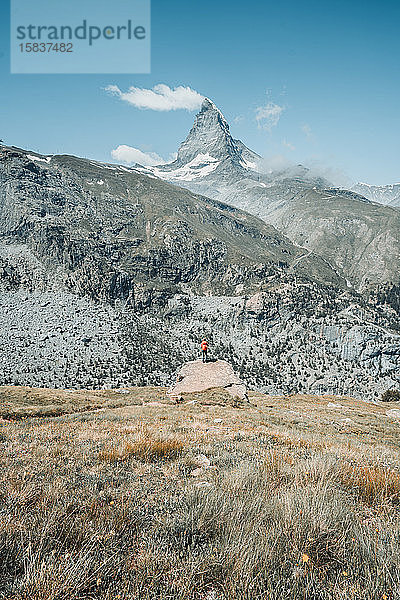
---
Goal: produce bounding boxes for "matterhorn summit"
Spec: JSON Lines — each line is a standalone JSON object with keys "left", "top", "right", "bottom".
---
{"left": 138, "top": 97, "right": 325, "bottom": 199}
{"left": 144, "top": 98, "right": 261, "bottom": 189}
{"left": 132, "top": 98, "right": 400, "bottom": 298}
{"left": 174, "top": 97, "right": 250, "bottom": 166}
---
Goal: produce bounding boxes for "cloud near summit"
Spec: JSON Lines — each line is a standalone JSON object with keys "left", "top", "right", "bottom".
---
{"left": 255, "top": 101, "right": 285, "bottom": 131}
{"left": 111, "top": 145, "right": 165, "bottom": 166}
{"left": 105, "top": 83, "right": 204, "bottom": 111}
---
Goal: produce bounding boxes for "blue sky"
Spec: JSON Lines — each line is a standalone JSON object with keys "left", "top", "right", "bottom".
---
{"left": 0, "top": 0, "right": 399, "bottom": 185}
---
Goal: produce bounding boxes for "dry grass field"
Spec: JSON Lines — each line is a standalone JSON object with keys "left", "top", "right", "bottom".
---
{"left": 1, "top": 385, "right": 400, "bottom": 599}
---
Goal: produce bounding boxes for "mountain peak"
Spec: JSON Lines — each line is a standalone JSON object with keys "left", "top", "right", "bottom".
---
{"left": 200, "top": 97, "right": 225, "bottom": 119}
{"left": 201, "top": 97, "right": 218, "bottom": 110}
{"left": 175, "top": 98, "right": 235, "bottom": 165}
{"left": 142, "top": 99, "right": 260, "bottom": 184}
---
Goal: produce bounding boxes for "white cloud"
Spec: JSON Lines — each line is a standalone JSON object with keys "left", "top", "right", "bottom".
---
{"left": 105, "top": 83, "right": 204, "bottom": 111}
{"left": 233, "top": 115, "right": 244, "bottom": 124}
{"left": 111, "top": 145, "right": 165, "bottom": 166}
{"left": 256, "top": 154, "right": 294, "bottom": 173}
{"left": 256, "top": 152, "right": 352, "bottom": 187}
{"left": 282, "top": 139, "right": 295, "bottom": 151}
{"left": 301, "top": 123, "right": 313, "bottom": 139}
{"left": 302, "top": 157, "right": 353, "bottom": 187}
{"left": 255, "top": 101, "right": 284, "bottom": 131}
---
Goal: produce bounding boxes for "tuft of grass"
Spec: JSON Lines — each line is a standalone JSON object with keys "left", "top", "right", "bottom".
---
{"left": 338, "top": 462, "right": 400, "bottom": 504}
{"left": 125, "top": 438, "right": 185, "bottom": 461}
{"left": 180, "top": 387, "right": 245, "bottom": 407}
{"left": 98, "top": 437, "right": 185, "bottom": 463}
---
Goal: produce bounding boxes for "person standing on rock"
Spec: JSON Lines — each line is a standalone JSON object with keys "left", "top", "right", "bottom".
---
{"left": 201, "top": 339, "right": 209, "bottom": 363}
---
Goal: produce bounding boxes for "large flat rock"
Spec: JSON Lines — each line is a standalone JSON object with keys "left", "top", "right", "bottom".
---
{"left": 169, "top": 359, "right": 248, "bottom": 401}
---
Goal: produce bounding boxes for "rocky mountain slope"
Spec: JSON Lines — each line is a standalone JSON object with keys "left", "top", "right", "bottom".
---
{"left": 0, "top": 144, "right": 399, "bottom": 398}
{"left": 140, "top": 99, "right": 400, "bottom": 293}
{"left": 351, "top": 182, "right": 400, "bottom": 208}
{"left": 0, "top": 145, "right": 343, "bottom": 300}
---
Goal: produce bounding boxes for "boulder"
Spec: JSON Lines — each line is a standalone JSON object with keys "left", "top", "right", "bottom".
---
{"left": 168, "top": 359, "right": 248, "bottom": 402}
{"left": 245, "top": 292, "right": 267, "bottom": 313}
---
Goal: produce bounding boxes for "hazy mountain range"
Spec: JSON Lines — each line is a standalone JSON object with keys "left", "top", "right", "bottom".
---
{"left": 351, "top": 182, "right": 400, "bottom": 208}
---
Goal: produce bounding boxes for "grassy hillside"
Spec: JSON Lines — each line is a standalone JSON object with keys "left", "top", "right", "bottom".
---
{"left": 0, "top": 385, "right": 162, "bottom": 419}
{"left": 1, "top": 387, "right": 400, "bottom": 598}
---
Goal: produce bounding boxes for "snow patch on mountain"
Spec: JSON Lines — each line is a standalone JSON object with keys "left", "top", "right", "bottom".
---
{"left": 27, "top": 154, "right": 52, "bottom": 164}
{"left": 152, "top": 153, "right": 220, "bottom": 181}
{"left": 240, "top": 158, "right": 258, "bottom": 170}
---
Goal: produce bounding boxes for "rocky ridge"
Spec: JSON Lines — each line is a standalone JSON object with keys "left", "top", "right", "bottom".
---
{"left": 352, "top": 182, "right": 400, "bottom": 208}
